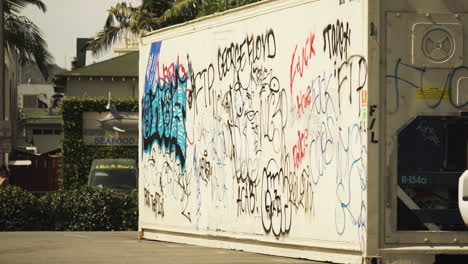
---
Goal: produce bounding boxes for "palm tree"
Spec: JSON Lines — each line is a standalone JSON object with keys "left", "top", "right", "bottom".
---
{"left": 196, "top": 0, "right": 262, "bottom": 17}
{"left": 88, "top": 0, "right": 202, "bottom": 55}
{"left": 3, "top": 0, "right": 53, "bottom": 80}
{"left": 89, "top": 0, "right": 264, "bottom": 55}
{"left": 87, "top": 2, "right": 147, "bottom": 56}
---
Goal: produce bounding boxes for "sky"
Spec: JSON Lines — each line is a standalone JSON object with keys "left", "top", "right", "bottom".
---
{"left": 22, "top": 0, "right": 141, "bottom": 70}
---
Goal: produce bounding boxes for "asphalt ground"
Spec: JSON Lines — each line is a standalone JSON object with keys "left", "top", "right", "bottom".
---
{"left": 0, "top": 232, "right": 322, "bottom": 264}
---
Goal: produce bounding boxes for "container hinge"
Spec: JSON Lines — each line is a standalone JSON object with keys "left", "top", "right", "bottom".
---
{"left": 370, "top": 22, "right": 377, "bottom": 37}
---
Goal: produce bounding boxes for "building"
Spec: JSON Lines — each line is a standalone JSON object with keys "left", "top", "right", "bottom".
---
{"left": 113, "top": 36, "right": 139, "bottom": 57}
{"left": 16, "top": 63, "right": 65, "bottom": 155}
{"left": 18, "top": 63, "right": 65, "bottom": 109}
{"left": 54, "top": 51, "right": 138, "bottom": 98}
{"left": 9, "top": 63, "right": 64, "bottom": 193}
{"left": 16, "top": 108, "right": 62, "bottom": 154}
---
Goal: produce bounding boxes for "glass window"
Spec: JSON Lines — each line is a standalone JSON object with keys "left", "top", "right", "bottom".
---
{"left": 23, "top": 95, "right": 38, "bottom": 108}
{"left": 90, "top": 169, "right": 137, "bottom": 189}
{"left": 32, "top": 129, "right": 42, "bottom": 135}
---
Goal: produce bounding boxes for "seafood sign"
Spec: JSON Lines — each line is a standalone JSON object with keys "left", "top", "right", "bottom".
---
{"left": 82, "top": 108, "right": 138, "bottom": 146}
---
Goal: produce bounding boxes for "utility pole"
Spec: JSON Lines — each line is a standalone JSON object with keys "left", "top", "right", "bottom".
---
{"left": 0, "top": 0, "right": 4, "bottom": 121}
{"left": 0, "top": 0, "right": 5, "bottom": 171}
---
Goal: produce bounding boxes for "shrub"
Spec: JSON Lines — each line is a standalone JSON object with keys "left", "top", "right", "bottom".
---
{"left": 0, "top": 186, "right": 43, "bottom": 231}
{"left": 40, "top": 186, "right": 138, "bottom": 231}
{"left": 0, "top": 186, "right": 137, "bottom": 231}
{"left": 119, "top": 189, "right": 138, "bottom": 231}
{"left": 40, "top": 190, "right": 72, "bottom": 231}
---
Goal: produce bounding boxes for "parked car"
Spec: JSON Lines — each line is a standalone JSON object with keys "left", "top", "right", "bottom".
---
{"left": 88, "top": 159, "right": 137, "bottom": 193}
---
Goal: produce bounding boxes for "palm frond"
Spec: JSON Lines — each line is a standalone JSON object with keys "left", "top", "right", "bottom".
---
{"left": 89, "top": 2, "right": 142, "bottom": 55}
{"left": 4, "top": 0, "right": 46, "bottom": 15}
{"left": 130, "top": 8, "right": 158, "bottom": 33}
{"left": 142, "top": 0, "right": 174, "bottom": 17}
{"left": 196, "top": 0, "right": 224, "bottom": 18}
{"left": 105, "top": 2, "right": 136, "bottom": 28}
{"left": 87, "top": 26, "right": 122, "bottom": 56}
{"left": 156, "top": 0, "right": 202, "bottom": 29}
{"left": 4, "top": 14, "right": 53, "bottom": 80}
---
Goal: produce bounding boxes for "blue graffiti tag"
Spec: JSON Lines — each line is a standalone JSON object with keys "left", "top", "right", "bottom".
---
{"left": 386, "top": 58, "right": 468, "bottom": 112}
{"left": 142, "top": 42, "right": 189, "bottom": 171}
{"left": 335, "top": 124, "right": 367, "bottom": 250}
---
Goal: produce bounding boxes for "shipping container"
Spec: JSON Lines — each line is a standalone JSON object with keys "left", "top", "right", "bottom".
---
{"left": 138, "top": 0, "right": 468, "bottom": 263}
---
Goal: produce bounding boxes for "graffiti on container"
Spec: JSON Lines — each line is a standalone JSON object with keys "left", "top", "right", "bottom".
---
{"left": 369, "top": 105, "right": 378, "bottom": 143}
{"left": 334, "top": 124, "right": 367, "bottom": 249}
{"left": 139, "top": 21, "right": 369, "bottom": 246}
{"left": 339, "top": 0, "right": 358, "bottom": 5}
{"left": 290, "top": 32, "right": 316, "bottom": 100}
{"left": 142, "top": 41, "right": 188, "bottom": 172}
{"left": 385, "top": 58, "right": 468, "bottom": 112}
{"left": 198, "top": 150, "right": 213, "bottom": 184}
{"left": 217, "top": 29, "right": 276, "bottom": 86}
{"left": 323, "top": 20, "right": 351, "bottom": 60}
{"left": 293, "top": 129, "right": 309, "bottom": 170}
{"left": 261, "top": 158, "right": 293, "bottom": 238}
{"left": 143, "top": 146, "right": 192, "bottom": 223}
{"left": 237, "top": 175, "right": 258, "bottom": 215}
{"left": 187, "top": 58, "right": 216, "bottom": 113}
{"left": 336, "top": 55, "right": 367, "bottom": 115}
{"left": 415, "top": 120, "right": 440, "bottom": 146}
{"left": 144, "top": 187, "right": 165, "bottom": 218}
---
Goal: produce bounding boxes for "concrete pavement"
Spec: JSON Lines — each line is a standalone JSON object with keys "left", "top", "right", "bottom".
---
{"left": 0, "top": 232, "right": 323, "bottom": 264}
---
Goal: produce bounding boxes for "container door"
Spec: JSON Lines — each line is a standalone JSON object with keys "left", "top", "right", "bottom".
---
{"left": 385, "top": 12, "right": 468, "bottom": 243}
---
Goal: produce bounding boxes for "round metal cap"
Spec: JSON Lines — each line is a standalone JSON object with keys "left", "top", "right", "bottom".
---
{"left": 422, "top": 28, "right": 455, "bottom": 63}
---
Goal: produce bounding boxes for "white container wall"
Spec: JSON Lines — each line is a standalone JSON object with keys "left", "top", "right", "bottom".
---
{"left": 139, "top": 0, "right": 368, "bottom": 262}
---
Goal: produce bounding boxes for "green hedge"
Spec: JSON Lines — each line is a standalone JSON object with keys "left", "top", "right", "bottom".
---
{"left": 0, "top": 186, "right": 137, "bottom": 231}
{"left": 60, "top": 97, "right": 138, "bottom": 189}
{"left": 0, "top": 186, "right": 43, "bottom": 231}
